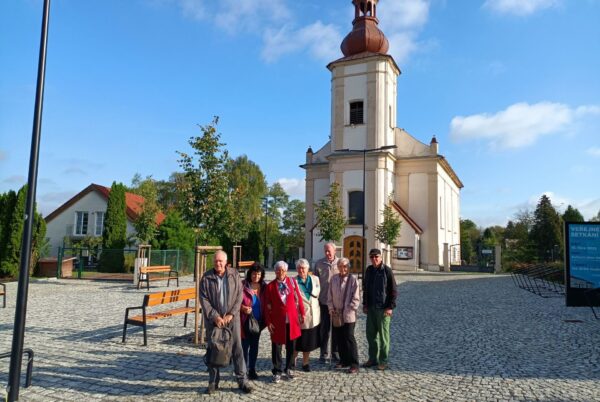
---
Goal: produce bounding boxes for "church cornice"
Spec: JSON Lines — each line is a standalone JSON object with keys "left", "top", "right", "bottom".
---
{"left": 327, "top": 52, "right": 401, "bottom": 76}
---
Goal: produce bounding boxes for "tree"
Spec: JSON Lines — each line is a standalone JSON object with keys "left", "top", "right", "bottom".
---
{"left": 281, "top": 199, "right": 306, "bottom": 252}
{"left": 130, "top": 175, "right": 160, "bottom": 244}
{"left": 154, "top": 211, "right": 195, "bottom": 250}
{"left": 592, "top": 209, "right": 600, "bottom": 222}
{"left": 99, "top": 182, "right": 127, "bottom": 272}
{"left": 375, "top": 196, "right": 402, "bottom": 261}
{"left": 530, "top": 195, "right": 563, "bottom": 262}
{"left": 503, "top": 209, "right": 536, "bottom": 265}
{"left": 0, "top": 186, "right": 46, "bottom": 278}
{"left": 460, "top": 219, "right": 479, "bottom": 264}
{"left": 177, "top": 117, "right": 229, "bottom": 244}
{"left": 314, "top": 182, "right": 346, "bottom": 243}
{"left": 562, "top": 205, "right": 584, "bottom": 223}
{"left": 224, "top": 155, "right": 268, "bottom": 245}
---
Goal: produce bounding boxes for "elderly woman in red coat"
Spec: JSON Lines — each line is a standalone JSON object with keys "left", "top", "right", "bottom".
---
{"left": 263, "top": 260, "right": 305, "bottom": 383}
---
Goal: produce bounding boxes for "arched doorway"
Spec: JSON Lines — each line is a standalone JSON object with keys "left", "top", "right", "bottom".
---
{"left": 343, "top": 235, "right": 364, "bottom": 275}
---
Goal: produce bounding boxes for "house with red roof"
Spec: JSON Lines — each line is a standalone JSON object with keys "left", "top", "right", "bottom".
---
{"left": 44, "top": 184, "right": 165, "bottom": 256}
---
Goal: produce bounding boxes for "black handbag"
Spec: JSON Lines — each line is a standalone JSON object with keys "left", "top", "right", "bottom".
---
{"left": 245, "top": 313, "right": 260, "bottom": 336}
{"left": 206, "top": 325, "right": 233, "bottom": 367}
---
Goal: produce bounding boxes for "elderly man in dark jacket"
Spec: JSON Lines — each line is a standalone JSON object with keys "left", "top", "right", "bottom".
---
{"left": 200, "top": 250, "right": 252, "bottom": 394}
{"left": 362, "top": 248, "right": 397, "bottom": 371}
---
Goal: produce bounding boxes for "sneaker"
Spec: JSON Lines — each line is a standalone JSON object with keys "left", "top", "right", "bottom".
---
{"left": 284, "top": 369, "right": 295, "bottom": 381}
{"left": 240, "top": 384, "right": 253, "bottom": 394}
{"left": 248, "top": 369, "right": 259, "bottom": 380}
{"left": 272, "top": 374, "right": 281, "bottom": 383}
{"left": 362, "top": 360, "right": 377, "bottom": 368}
{"left": 205, "top": 384, "right": 217, "bottom": 395}
{"left": 376, "top": 364, "right": 387, "bottom": 371}
{"left": 302, "top": 364, "right": 311, "bottom": 372}
{"left": 348, "top": 367, "right": 359, "bottom": 374}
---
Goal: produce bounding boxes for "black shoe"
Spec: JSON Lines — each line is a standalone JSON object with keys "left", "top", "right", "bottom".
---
{"left": 332, "top": 353, "right": 340, "bottom": 362}
{"left": 362, "top": 360, "right": 377, "bottom": 368}
{"left": 319, "top": 355, "right": 328, "bottom": 363}
{"left": 205, "top": 384, "right": 217, "bottom": 394}
{"left": 302, "top": 364, "right": 311, "bottom": 372}
{"left": 248, "top": 369, "right": 259, "bottom": 380}
{"left": 240, "top": 384, "right": 253, "bottom": 394}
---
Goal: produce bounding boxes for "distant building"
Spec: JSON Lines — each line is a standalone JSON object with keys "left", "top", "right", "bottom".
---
{"left": 44, "top": 183, "right": 165, "bottom": 256}
{"left": 302, "top": 0, "right": 463, "bottom": 272}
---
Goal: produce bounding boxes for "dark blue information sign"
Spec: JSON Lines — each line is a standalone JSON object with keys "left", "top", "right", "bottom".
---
{"left": 565, "top": 222, "right": 600, "bottom": 306}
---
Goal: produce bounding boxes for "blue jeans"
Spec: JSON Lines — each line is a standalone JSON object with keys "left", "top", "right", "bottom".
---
{"left": 242, "top": 332, "right": 261, "bottom": 371}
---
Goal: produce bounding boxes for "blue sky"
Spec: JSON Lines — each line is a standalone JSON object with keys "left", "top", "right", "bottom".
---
{"left": 1, "top": 0, "right": 599, "bottom": 228}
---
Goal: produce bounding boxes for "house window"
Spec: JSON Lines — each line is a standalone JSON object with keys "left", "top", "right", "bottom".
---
{"left": 74, "top": 211, "right": 88, "bottom": 236}
{"left": 348, "top": 191, "right": 364, "bottom": 225}
{"left": 350, "top": 101, "right": 364, "bottom": 125}
{"left": 95, "top": 212, "right": 105, "bottom": 236}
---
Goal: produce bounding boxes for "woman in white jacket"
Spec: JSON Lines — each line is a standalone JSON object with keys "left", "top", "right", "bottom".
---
{"left": 293, "top": 258, "right": 321, "bottom": 372}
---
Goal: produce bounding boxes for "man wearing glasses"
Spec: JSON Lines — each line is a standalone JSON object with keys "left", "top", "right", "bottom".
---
{"left": 362, "top": 248, "right": 397, "bottom": 371}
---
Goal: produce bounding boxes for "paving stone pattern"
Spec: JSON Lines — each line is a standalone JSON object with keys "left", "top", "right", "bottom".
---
{"left": 1, "top": 273, "right": 599, "bottom": 401}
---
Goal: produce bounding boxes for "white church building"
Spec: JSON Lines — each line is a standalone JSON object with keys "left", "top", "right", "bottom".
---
{"left": 302, "top": 0, "right": 463, "bottom": 272}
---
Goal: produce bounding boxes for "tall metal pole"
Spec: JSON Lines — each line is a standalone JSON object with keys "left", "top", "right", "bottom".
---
{"left": 263, "top": 197, "right": 269, "bottom": 266}
{"left": 362, "top": 150, "right": 366, "bottom": 279}
{"left": 8, "top": 0, "right": 51, "bottom": 400}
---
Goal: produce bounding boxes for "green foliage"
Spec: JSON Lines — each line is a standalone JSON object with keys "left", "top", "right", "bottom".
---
{"left": 562, "top": 205, "right": 584, "bottom": 223}
{"left": 130, "top": 175, "right": 160, "bottom": 244}
{"left": 177, "top": 116, "right": 229, "bottom": 244}
{"left": 502, "top": 210, "right": 536, "bottom": 265}
{"left": 99, "top": 182, "right": 127, "bottom": 273}
{"left": 224, "top": 155, "right": 268, "bottom": 244}
{"left": 375, "top": 196, "right": 402, "bottom": 249}
{"left": 0, "top": 186, "right": 46, "bottom": 278}
{"left": 591, "top": 209, "right": 600, "bottom": 222}
{"left": 530, "top": 195, "right": 563, "bottom": 262}
{"left": 155, "top": 211, "right": 195, "bottom": 250}
{"left": 460, "top": 219, "right": 480, "bottom": 264}
{"left": 282, "top": 199, "right": 305, "bottom": 250}
{"left": 314, "top": 182, "right": 346, "bottom": 243}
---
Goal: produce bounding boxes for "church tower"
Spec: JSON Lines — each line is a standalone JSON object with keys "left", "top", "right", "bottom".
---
{"left": 303, "top": 0, "right": 463, "bottom": 273}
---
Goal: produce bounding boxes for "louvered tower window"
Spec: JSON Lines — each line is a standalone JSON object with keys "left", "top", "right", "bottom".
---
{"left": 350, "top": 101, "right": 364, "bottom": 125}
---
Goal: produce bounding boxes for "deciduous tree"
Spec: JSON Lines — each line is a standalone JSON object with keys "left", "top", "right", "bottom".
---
{"left": 314, "top": 182, "right": 346, "bottom": 243}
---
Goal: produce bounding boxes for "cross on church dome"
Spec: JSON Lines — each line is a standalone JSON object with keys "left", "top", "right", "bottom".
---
{"left": 341, "top": 0, "right": 389, "bottom": 57}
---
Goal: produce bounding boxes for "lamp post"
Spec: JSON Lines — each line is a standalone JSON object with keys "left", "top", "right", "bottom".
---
{"left": 262, "top": 196, "right": 272, "bottom": 267}
{"left": 8, "top": 0, "right": 51, "bottom": 400}
{"left": 335, "top": 145, "right": 397, "bottom": 278}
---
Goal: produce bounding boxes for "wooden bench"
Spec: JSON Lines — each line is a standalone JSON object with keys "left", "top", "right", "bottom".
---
{"left": 0, "top": 283, "right": 5, "bottom": 308}
{"left": 122, "top": 287, "right": 197, "bottom": 345}
{"left": 137, "top": 265, "right": 179, "bottom": 290}
{"left": 237, "top": 260, "right": 255, "bottom": 275}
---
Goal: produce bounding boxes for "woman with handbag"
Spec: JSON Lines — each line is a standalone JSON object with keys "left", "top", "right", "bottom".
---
{"left": 293, "top": 258, "right": 321, "bottom": 372}
{"left": 327, "top": 257, "right": 360, "bottom": 374}
{"left": 240, "top": 263, "right": 266, "bottom": 380}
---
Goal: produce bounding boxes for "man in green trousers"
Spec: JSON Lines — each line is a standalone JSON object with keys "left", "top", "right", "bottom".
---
{"left": 362, "top": 248, "right": 397, "bottom": 370}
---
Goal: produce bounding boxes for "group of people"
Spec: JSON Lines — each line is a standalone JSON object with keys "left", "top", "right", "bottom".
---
{"left": 198, "top": 243, "right": 398, "bottom": 394}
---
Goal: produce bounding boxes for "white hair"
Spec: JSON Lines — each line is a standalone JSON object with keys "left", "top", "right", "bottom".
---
{"left": 214, "top": 250, "right": 227, "bottom": 261}
{"left": 274, "top": 261, "right": 288, "bottom": 271}
{"left": 295, "top": 258, "right": 310, "bottom": 269}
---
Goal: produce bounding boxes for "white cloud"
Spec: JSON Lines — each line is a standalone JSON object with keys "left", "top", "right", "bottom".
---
{"left": 276, "top": 177, "right": 305, "bottom": 200}
{"left": 483, "top": 0, "right": 560, "bottom": 16}
{"left": 450, "top": 101, "right": 600, "bottom": 149}
{"left": 262, "top": 21, "right": 342, "bottom": 63}
{"left": 587, "top": 147, "right": 600, "bottom": 157}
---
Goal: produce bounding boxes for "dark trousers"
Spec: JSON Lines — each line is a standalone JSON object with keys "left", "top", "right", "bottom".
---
{"left": 271, "top": 323, "right": 296, "bottom": 374}
{"left": 242, "top": 332, "right": 261, "bottom": 371}
{"left": 319, "top": 304, "right": 338, "bottom": 358}
{"left": 332, "top": 322, "right": 359, "bottom": 368}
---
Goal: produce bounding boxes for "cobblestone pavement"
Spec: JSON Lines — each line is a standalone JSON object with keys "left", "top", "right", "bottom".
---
{"left": 1, "top": 272, "right": 600, "bottom": 401}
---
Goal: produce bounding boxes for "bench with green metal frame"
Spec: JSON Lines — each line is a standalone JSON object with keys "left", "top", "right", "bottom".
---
{"left": 122, "top": 287, "right": 197, "bottom": 346}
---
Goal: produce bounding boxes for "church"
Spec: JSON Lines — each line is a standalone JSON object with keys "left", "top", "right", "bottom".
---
{"left": 302, "top": 0, "right": 463, "bottom": 272}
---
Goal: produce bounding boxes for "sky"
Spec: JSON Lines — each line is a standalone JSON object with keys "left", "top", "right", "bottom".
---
{"left": 1, "top": 0, "right": 599, "bottom": 228}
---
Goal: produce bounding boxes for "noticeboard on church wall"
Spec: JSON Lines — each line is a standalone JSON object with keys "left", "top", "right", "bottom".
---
{"left": 394, "top": 246, "right": 413, "bottom": 260}
{"left": 565, "top": 222, "right": 600, "bottom": 306}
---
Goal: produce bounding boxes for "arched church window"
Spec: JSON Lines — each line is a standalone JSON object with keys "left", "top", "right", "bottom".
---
{"left": 360, "top": 2, "right": 365, "bottom": 15}
{"left": 350, "top": 101, "right": 364, "bottom": 125}
{"left": 366, "top": 1, "right": 372, "bottom": 16}
{"left": 348, "top": 191, "right": 364, "bottom": 225}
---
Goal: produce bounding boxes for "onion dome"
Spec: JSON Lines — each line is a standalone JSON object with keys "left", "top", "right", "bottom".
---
{"left": 341, "top": 0, "right": 389, "bottom": 57}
